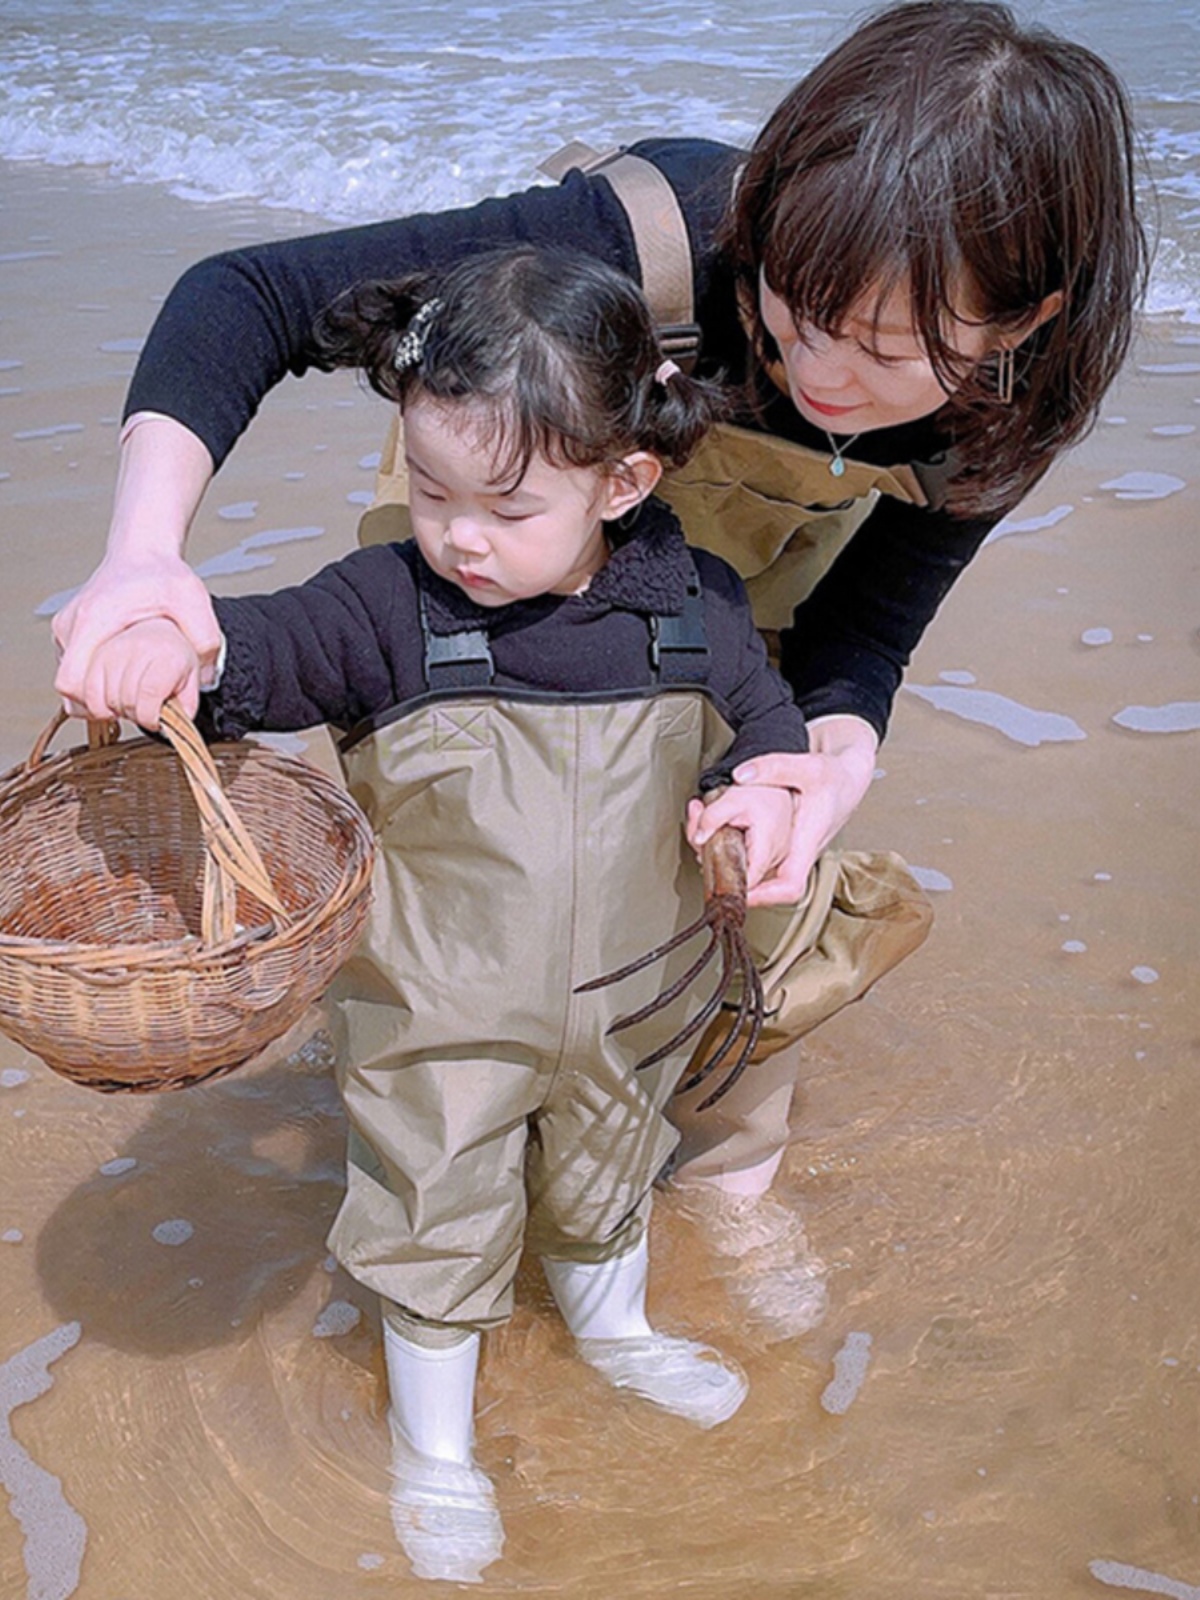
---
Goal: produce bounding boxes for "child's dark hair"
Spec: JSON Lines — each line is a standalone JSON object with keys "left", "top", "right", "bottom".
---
{"left": 726, "top": 0, "right": 1149, "bottom": 517}
{"left": 314, "top": 246, "right": 724, "bottom": 486}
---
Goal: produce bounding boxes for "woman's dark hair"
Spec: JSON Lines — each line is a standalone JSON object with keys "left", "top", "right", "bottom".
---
{"left": 726, "top": 0, "right": 1150, "bottom": 516}
{"left": 314, "top": 245, "right": 724, "bottom": 487}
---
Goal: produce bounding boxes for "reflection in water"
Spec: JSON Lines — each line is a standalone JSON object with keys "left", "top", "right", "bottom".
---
{"left": 908, "top": 865, "right": 953, "bottom": 892}
{"left": 1089, "top": 1560, "right": 1200, "bottom": 1598}
{"left": 312, "top": 1300, "right": 362, "bottom": 1338}
{"left": 903, "top": 683, "right": 1088, "bottom": 745}
{"left": 820, "top": 1331, "right": 872, "bottom": 1414}
{"left": 1098, "top": 471, "right": 1186, "bottom": 499}
{"left": 195, "top": 524, "right": 328, "bottom": 579}
{"left": 13, "top": 424, "right": 84, "bottom": 441}
{"left": 0, "top": 1322, "right": 86, "bottom": 1600}
{"left": 1112, "top": 702, "right": 1200, "bottom": 733}
{"left": 986, "top": 503, "right": 1074, "bottom": 541}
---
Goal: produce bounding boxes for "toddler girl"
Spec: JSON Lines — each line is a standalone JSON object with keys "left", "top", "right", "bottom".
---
{"left": 87, "top": 246, "right": 822, "bottom": 1582}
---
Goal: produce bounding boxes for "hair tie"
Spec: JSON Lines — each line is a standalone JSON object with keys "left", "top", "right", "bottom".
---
{"left": 393, "top": 297, "right": 444, "bottom": 371}
{"left": 654, "top": 359, "right": 682, "bottom": 387}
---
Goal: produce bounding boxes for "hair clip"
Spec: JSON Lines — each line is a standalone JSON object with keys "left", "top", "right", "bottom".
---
{"left": 393, "top": 297, "right": 444, "bottom": 371}
{"left": 654, "top": 359, "right": 682, "bottom": 387}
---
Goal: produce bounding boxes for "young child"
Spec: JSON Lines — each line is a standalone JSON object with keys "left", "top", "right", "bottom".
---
{"left": 86, "top": 246, "right": 824, "bottom": 1583}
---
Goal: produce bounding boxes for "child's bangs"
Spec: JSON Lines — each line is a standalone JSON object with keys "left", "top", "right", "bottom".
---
{"left": 441, "top": 386, "right": 598, "bottom": 494}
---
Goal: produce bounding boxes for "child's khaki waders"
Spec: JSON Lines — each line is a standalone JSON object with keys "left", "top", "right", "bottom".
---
{"left": 326, "top": 571, "right": 728, "bottom": 1327}
{"left": 355, "top": 420, "right": 933, "bottom": 1194}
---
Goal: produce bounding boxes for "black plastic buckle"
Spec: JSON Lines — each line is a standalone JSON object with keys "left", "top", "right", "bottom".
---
{"left": 656, "top": 322, "right": 703, "bottom": 367}
{"left": 424, "top": 627, "right": 495, "bottom": 688}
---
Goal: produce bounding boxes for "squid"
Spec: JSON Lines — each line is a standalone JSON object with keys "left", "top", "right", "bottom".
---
{"left": 576, "top": 826, "right": 764, "bottom": 1110}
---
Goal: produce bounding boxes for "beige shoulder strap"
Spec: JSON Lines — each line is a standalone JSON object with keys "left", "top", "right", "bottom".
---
{"left": 538, "top": 141, "right": 699, "bottom": 368}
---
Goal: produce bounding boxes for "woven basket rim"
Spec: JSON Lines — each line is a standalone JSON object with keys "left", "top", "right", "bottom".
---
{"left": 0, "top": 723, "right": 374, "bottom": 968}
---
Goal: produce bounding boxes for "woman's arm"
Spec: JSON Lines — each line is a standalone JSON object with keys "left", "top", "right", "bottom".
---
{"left": 779, "top": 492, "right": 996, "bottom": 740}
{"left": 53, "top": 415, "right": 220, "bottom": 717}
{"left": 121, "top": 175, "right": 646, "bottom": 471}
{"left": 52, "top": 168, "right": 654, "bottom": 705}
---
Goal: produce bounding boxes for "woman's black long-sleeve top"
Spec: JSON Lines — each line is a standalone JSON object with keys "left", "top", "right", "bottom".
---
{"left": 127, "top": 138, "right": 1006, "bottom": 740}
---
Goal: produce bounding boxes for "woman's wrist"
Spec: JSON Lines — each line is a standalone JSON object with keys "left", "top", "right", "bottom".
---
{"left": 804, "top": 713, "right": 879, "bottom": 799}
{"left": 106, "top": 413, "right": 214, "bottom": 563}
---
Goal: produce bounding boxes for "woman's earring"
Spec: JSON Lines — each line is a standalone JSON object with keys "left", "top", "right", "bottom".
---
{"left": 996, "top": 346, "right": 1015, "bottom": 405}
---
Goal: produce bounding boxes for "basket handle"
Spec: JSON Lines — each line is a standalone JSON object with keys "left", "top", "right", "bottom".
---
{"left": 29, "top": 701, "right": 290, "bottom": 946}
{"left": 27, "top": 708, "right": 121, "bottom": 767}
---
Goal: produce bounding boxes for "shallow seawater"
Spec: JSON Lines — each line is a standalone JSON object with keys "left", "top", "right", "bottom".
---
{"left": 1, "top": 164, "right": 1198, "bottom": 1599}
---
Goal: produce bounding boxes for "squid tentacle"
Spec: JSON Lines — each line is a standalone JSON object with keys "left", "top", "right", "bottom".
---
{"left": 573, "top": 826, "right": 766, "bottom": 1109}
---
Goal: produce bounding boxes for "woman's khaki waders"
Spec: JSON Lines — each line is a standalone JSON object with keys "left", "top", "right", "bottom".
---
{"left": 353, "top": 421, "right": 932, "bottom": 1198}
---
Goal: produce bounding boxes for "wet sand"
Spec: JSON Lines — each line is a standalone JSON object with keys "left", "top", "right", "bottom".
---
{"left": 1, "top": 156, "right": 1197, "bottom": 1600}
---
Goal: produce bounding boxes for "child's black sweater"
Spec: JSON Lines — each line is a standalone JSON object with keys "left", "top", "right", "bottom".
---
{"left": 201, "top": 496, "right": 808, "bottom": 789}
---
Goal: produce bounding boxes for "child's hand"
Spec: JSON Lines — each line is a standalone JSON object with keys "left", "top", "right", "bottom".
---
{"left": 75, "top": 617, "right": 202, "bottom": 729}
{"left": 686, "top": 785, "right": 797, "bottom": 897}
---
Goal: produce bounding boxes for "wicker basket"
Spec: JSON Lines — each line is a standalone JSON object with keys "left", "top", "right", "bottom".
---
{"left": 0, "top": 701, "right": 375, "bottom": 1093}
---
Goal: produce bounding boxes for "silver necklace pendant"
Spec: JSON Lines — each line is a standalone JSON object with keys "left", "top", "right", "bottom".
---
{"left": 825, "top": 429, "right": 860, "bottom": 478}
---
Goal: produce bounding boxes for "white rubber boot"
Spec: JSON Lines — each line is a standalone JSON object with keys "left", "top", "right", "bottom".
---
{"left": 542, "top": 1235, "right": 748, "bottom": 1429}
{"left": 672, "top": 1175, "right": 829, "bottom": 1344}
{"left": 383, "top": 1322, "right": 504, "bottom": 1584}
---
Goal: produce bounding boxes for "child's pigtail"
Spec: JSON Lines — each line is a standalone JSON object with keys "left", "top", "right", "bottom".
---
{"left": 641, "top": 358, "right": 726, "bottom": 468}
{"left": 311, "top": 275, "right": 437, "bottom": 404}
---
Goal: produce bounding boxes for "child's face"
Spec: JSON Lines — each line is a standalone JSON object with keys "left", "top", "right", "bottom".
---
{"left": 758, "top": 275, "right": 993, "bottom": 435}
{"left": 404, "top": 396, "right": 621, "bottom": 608}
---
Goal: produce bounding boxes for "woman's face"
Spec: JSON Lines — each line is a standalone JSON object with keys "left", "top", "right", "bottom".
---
{"left": 758, "top": 275, "right": 993, "bottom": 436}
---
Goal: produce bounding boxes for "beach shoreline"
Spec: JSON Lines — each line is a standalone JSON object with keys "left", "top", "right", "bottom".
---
{"left": 1, "top": 153, "right": 1197, "bottom": 1600}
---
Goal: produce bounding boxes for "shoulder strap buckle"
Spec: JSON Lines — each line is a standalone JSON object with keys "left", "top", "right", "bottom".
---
{"left": 656, "top": 321, "right": 703, "bottom": 366}
{"left": 649, "top": 560, "right": 709, "bottom": 684}
{"left": 417, "top": 571, "right": 495, "bottom": 689}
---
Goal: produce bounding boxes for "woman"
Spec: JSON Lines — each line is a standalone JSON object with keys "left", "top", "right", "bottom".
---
{"left": 52, "top": 1, "right": 1146, "bottom": 1221}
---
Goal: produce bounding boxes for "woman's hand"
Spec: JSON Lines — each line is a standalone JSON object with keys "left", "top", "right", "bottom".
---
{"left": 716, "top": 714, "right": 881, "bottom": 907}
{"left": 54, "top": 553, "right": 220, "bottom": 719}
{"left": 686, "top": 785, "right": 796, "bottom": 892}
{"left": 73, "top": 617, "right": 202, "bottom": 731}
{"left": 52, "top": 414, "right": 219, "bottom": 716}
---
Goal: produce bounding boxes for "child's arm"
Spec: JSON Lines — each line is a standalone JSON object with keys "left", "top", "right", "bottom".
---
{"left": 77, "top": 617, "right": 201, "bottom": 730}
{"left": 63, "top": 543, "right": 419, "bottom": 736}
{"left": 688, "top": 550, "right": 817, "bottom": 903}
{"left": 685, "top": 785, "right": 796, "bottom": 892}
{"left": 691, "top": 552, "right": 810, "bottom": 785}
{"left": 203, "top": 546, "right": 410, "bottom": 737}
